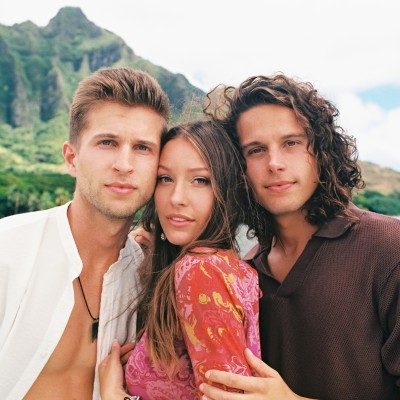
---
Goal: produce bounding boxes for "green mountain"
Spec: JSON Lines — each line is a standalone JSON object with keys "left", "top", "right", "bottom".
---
{"left": 0, "top": 7, "right": 204, "bottom": 166}
{"left": 0, "top": 7, "right": 204, "bottom": 128}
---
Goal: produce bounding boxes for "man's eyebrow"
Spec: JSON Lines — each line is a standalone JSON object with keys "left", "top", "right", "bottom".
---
{"left": 135, "top": 139, "right": 159, "bottom": 148}
{"left": 283, "top": 133, "right": 307, "bottom": 139}
{"left": 241, "top": 133, "right": 307, "bottom": 150}
{"left": 91, "top": 133, "right": 158, "bottom": 147}
{"left": 92, "top": 133, "right": 117, "bottom": 139}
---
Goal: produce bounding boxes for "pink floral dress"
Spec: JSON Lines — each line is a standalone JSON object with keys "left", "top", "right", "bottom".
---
{"left": 125, "top": 248, "right": 261, "bottom": 399}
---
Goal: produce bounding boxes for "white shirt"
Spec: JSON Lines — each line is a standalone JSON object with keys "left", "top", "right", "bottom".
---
{"left": 0, "top": 202, "right": 144, "bottom": 400}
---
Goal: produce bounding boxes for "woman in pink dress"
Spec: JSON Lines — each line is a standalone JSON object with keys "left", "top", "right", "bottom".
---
{"left": 99, "top": 121, "right": 261, "bottom": 399}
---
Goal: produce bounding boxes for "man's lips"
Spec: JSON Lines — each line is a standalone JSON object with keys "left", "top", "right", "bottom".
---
{"left": 106, "top": 182, "right": 136, "bottom": 195}
{"left": 265, "top": 181, "right": 294, "bottom": 192}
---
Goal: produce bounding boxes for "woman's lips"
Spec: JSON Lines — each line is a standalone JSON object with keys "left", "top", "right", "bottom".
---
{"left": 166, "top": 214, "right": 194, "bottom": 227}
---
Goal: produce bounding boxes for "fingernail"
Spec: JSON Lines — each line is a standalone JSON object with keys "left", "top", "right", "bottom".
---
{"left": 205, "top": 371, "right": 210, "bottom": 378}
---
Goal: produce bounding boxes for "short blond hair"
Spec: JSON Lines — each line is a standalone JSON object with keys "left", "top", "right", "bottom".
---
{"left": 69, "top": 67, "right": 170, "bottom": 143}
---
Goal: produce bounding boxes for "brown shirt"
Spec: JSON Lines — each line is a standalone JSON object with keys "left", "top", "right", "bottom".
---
{"left": 247, "top": 204, "right": 400, "bottom": 400}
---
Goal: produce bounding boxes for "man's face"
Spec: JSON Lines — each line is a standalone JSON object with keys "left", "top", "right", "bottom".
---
{"left": 237, "top": 104, "right": 319, "bottom": 221}
{"left": 64, "top": 102, "right": 166, "bottom": 220}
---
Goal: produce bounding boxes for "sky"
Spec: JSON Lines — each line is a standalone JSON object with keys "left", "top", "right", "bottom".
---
{"left": 2, "top": 0, "right": 400, "bottom": 171}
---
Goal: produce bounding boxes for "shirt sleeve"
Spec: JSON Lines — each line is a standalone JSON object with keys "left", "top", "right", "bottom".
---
{"left": 174, "top": 253, "right": 258, "bottom": 394}
{"left": 379, "top": 261, "right": 400, "bottom": 391}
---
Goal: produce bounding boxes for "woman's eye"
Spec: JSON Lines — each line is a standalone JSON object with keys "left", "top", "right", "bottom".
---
{"left": 157, "top": 175, "right": 172, "bottom": 183}
{"left": 193, "top": 177, "right": 210, "bottom": 185}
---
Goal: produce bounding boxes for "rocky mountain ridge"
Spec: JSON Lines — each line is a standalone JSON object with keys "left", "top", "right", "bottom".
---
{"left": 0, "top": 7, "right": 204, "bottom": 128}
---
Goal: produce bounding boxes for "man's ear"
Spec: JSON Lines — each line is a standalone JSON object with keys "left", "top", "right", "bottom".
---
{"left": 63, "top": 141, "right": 77, "bottom": 177}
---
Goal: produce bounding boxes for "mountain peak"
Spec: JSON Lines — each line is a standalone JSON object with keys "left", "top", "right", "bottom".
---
{"left": 43, "top": 7, "right": 102, "bottom": 39}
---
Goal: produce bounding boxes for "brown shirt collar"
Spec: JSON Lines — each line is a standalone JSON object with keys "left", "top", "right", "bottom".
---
{"left": 244, "top": 203, "right": 361, "bottom": 262}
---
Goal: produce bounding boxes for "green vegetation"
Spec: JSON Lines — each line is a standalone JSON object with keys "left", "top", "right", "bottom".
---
{"left": 353, "top": 190, "right": 400, "bottom": 216}
{"left": 0, "top": 114, "right": 69, "bottom": 167}
{"left": 0, "top": 172, "right": 75, "bottom": 217}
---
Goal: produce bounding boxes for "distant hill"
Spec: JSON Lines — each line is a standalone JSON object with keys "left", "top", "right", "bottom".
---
{"left": 354, "top": 161, "right": 400, "bottom": 216}
{"left": 358, "top": 161, "right": 400, "bottom": 195}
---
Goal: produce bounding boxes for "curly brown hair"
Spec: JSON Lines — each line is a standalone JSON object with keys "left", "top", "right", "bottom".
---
{"left": 204, "top": 74, "right": 364, "bottom": 247}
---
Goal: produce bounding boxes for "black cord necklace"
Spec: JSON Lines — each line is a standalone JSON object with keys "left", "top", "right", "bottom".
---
{"left": 77, "top": 277, "right": 99, "bottom": 342}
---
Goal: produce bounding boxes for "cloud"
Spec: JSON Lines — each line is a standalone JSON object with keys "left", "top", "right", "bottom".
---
{"left": 336, "top": 92, "right": 400, "bottom": 171}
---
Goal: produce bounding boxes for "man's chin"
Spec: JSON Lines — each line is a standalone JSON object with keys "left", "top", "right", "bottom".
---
{"left": 94, "top": 204, "right": 138, "bottom": 221}
{"left": 104, "top": 209, "right": 137, "bottom": 220}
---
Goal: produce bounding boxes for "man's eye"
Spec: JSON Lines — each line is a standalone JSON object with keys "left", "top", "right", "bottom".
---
{"left": 248, "top": 147, "right": 264, "bottom": 155}
{"left": 100, "top": 139, "right": 112, "bottom": 146}
{"left": 137, "top": 144, "right": 150, "bottom": 151}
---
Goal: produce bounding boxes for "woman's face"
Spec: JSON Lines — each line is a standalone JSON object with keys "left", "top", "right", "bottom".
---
{"left": 155, "top": 136, "right": 214, "bottom": 246}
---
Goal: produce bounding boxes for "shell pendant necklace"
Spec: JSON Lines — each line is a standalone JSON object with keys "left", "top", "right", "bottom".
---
{"left": 77, "top": 277, "right": 99, "bottom": 341}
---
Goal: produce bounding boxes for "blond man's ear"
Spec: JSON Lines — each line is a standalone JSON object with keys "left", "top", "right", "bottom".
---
{"left": 62, "top": 141, "right": 78, "bottom": 178}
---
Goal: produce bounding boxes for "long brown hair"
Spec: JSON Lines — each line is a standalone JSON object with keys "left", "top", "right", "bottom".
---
{"left": 204, "top": 74, "right": 364, "bottom": 247}
{"left": 136, "top": 120, "right": 253, "bottom": 366}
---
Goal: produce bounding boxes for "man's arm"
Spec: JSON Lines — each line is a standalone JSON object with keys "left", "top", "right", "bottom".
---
{"left": 200, "top": 348, "right": 316, "bottom": 400}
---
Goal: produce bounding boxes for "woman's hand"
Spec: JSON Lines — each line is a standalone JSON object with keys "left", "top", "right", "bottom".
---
{"left": 120, "top": 341, "right": 136, "bottom": 369}
{"left": 99, "top": 340, "right": 130, "bottom": 400}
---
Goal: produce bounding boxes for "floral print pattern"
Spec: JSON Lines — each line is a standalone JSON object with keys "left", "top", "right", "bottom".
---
{"left": 125, "top": 248, "right": 261, "bottom": 399}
